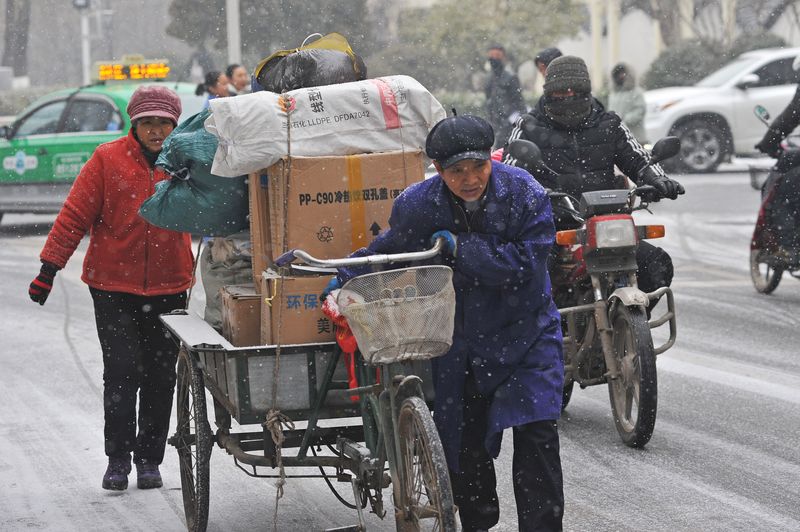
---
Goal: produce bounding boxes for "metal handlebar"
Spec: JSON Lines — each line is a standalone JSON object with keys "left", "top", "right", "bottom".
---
{"left": 273, "top": 238, "right": 444, "bottom": 269}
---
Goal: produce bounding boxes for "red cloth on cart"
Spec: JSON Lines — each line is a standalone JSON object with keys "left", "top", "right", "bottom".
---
{"left": 322, "top": 293, "right": 359, "bottom": 401}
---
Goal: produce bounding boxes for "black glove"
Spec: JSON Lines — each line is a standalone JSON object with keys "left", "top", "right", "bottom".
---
{"left": 755, "top": 128, "right": 783, "bottom": 157}
{"left": 640, "top": 167, "right": 685, "bottom": 200}
{"left": 29, "top": 261, "right": 60, "bottom": 306}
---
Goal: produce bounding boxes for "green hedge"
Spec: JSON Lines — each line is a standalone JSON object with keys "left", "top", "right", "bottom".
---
{"left": 643, "top": 33, "right": 787, "bottom": 90}
{"left": 432, "top": 89, "right": 539, "bottom": 119}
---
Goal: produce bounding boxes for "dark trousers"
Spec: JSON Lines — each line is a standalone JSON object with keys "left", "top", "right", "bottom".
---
{"left": 450, "top": 376, "right": 564, "bottom": 531}
{"left": 636, "top": 240, "right": 673, "bottom": 295}
{"left": 636, "top": 241, "right": 673, "bottom": 316}
{"left": 90, "top": 288, "right": 186, "bottom": 464}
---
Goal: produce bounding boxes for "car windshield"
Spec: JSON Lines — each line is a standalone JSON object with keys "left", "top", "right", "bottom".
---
{"left": 695, "top": 56, "right": 761, "bottom": 88}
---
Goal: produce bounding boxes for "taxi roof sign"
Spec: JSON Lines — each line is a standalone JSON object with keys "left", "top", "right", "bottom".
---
{"left": 94, "top": 55, "right": 170, "bottom": 82}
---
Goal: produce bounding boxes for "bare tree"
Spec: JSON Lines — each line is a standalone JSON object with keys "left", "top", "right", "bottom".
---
{"left": 2, "top": 0, "right": 31, "bottom": 76}
{"left": 625, "top": 0, "right": 800, "bottom": 46}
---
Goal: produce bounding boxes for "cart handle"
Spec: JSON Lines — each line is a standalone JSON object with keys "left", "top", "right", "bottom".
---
{"left": 273, "top": 238, "right": 445, "bottom": 269}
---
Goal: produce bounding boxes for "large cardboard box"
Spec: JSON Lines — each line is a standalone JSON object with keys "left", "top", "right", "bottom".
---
{"left": 260, "top": 273, "right": 336, "bottom": 346}
{"left": 220, "top": 284, "right": 262, "bottom": 347}
{"left": 248, "top": 150, "right": 425, "bottom": 289}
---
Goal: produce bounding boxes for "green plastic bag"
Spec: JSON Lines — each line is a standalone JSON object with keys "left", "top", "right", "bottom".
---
{"left": 139, "top": 108, "right": 249, "bottom": 236}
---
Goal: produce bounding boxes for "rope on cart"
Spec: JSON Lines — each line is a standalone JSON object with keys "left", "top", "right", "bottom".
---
{"left": 265, "top": 93, "right": 296, "bottom": 531}
{"left": 184, "top": 238, "right": 205, "bottom": 310}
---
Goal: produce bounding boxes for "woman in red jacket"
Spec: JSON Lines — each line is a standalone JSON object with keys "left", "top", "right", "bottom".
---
{"left": 28, "top": 85, "right": 194, "bottom": 491}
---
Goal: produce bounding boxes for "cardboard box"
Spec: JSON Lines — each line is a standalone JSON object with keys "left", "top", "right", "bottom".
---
{"left": 220, "top": 284, "right": 262, "bottom": 347}
{"left": 260, "top": 273, "right": 336, "bottom": 345}
{"left": 248, "top": 150, "right": 425, "bottom": 289}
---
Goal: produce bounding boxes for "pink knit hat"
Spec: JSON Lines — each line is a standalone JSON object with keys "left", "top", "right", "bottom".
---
{"left": 127, "top": 85, "right": 182, "bottom": 125}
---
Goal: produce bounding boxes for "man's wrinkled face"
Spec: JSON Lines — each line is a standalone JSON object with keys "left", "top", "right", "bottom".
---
{"left": 436, "top": 159, "right": 491, "bottom": 202}
{"left": 135, "top": 116, "right": 175, "bottom": 153}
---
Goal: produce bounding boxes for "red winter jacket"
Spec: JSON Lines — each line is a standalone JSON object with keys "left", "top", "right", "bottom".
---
{"left": 40, "top": 130, "right": 194, "bottom": 296}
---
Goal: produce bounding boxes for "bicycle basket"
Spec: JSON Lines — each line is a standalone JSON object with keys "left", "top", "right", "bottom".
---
{"left": 337, "top": 265, "right": 455, "bottom": 365}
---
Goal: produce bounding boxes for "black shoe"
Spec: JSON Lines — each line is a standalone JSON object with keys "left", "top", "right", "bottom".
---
{"left": 136, "top": 462, "right": 163, "bottom": 489}
{"left": 102, "top": 456, "right": 131, "bottom": 491}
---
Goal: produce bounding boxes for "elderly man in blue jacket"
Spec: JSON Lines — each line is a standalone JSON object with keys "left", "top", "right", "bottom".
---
{"left": 334, "top": 114, "right": 564, "bottom": 531}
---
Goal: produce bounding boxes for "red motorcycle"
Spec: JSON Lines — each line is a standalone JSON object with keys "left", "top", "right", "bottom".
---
{"left": 749, "top": 104, "right": 800, "bottom": 294}
{"left": 507, "top": 138, "right": 679, "bottom": 447}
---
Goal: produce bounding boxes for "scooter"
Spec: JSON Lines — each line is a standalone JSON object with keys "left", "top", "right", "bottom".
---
{"left": 749, "top": 104, "right": 800, "bottom": 294}
{"left": 506, "top": 138, "right": 680, "bottom": 447}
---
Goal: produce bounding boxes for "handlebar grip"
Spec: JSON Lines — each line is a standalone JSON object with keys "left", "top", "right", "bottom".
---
{"left": 273, "top": 249, "right": 297, "bottom": 267}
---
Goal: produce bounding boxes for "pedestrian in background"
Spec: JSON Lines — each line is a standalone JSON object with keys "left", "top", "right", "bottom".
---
{"left": 485, "top": 44, "right": 527, "bottom": 148}
{"left": 608, "top": 62, "right": 647, "bottom": 142}
{"left": 226, "top": 63, "right": 250, "bottom": 95}
{"left": 195, "top": 70, "right": 231, "bottom": 107}
{"left": 535, "top": 47, "right": 563, "bottom": 77}
{"left": 28, "top": 86, "right": 194, "bottom": 491}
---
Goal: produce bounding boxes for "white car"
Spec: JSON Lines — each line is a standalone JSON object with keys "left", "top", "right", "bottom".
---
{"left": 644, "top": 47, "right": 800, "bottom": 173}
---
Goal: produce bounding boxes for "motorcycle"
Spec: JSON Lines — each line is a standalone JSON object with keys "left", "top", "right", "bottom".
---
{"left": 749, "top": 104, "right": 800, "bottom": 294}
{"left": 506, "top": 138, "right": 680, "bottom": 447}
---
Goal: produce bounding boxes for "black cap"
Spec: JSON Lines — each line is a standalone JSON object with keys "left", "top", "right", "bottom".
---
{"left": 425, "top": 115, "right": 494, "bottom": 169}
{"left": 535, "top": 47, "right": 563, "bottom": 67}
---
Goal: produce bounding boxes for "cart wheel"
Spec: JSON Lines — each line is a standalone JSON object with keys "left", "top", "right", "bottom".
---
{"left": 174, "top": 348, "right": 213, "bottom": 532}
{"left": 396, "top": 396, "right": 457, "bottom": 531}
{"left": 607, "top": 306, "right": 657, "bottom": 448}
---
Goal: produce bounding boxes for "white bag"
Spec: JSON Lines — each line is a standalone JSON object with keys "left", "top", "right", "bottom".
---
{"left": 205, "top": 75, "right": 446, "bottom": 177}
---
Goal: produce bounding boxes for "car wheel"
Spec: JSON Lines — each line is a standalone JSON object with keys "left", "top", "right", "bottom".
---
{"left": 671, "top": 119, "right": 727, "bottom": 174}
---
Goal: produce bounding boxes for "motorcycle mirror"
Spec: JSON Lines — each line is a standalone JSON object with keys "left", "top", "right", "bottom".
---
{"left": 649, "top": 136, "right": 681, "bottom": 164}
{"left": 506, "top": 138, "right": 559, "bottom": 177}
{"left": 506, "top": 139, "right": 543, "bottom": 168}
{"left": 753, "top": 105, "right": 771, "bottom": 127}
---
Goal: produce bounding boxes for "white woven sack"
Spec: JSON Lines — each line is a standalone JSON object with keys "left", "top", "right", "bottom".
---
{"left": 205, "top": 75, "right": 446, "bottom": 177}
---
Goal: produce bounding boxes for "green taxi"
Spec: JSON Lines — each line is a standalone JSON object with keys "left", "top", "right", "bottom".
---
{"left": 0, "top": 79, "right": 205, "bottom": 221}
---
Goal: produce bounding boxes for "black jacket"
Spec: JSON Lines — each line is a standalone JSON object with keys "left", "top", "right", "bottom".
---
{"left": 503, "top": 97, "right": 664, "bottom": 198}
{"left": 770, "top": 84, "right": 800, "bottom": 137}
{"left": 485, "top": 69, "right": 526, "bottom": 128}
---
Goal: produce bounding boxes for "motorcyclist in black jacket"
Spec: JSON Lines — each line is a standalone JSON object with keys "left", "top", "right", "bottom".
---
{"left": 503, "top": 55, "right": 685, "bottom": 305}
{"left": 755, "top": 80, "right": 800, "bottom": 258}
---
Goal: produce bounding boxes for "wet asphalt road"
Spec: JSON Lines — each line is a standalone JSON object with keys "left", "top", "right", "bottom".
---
{"left": 0, "top": 169, "right": 798, "bottom": 531}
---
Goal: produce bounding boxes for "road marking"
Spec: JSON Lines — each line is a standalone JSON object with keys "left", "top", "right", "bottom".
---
{"left": 658, "top": 354, "right": 800, "bottom": 405}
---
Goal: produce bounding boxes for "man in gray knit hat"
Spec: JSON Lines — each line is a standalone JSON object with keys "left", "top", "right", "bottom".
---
{"left": 504, "top": 55, "right": 684, "bottom": 313}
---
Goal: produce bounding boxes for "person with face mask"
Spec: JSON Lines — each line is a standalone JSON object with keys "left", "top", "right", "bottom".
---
{"left": 504, "top": 55, "right": 684, "bottom": 311}
{"left": 484, "top": 44, "right": 527, "bottom": 149}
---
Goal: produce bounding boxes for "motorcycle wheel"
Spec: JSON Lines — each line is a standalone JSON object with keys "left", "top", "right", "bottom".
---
{"left": 607, "top": 305, "right": 657, "bottom": 448}
{"left": 750, "top": 249, "right": 783, "bottom": 294}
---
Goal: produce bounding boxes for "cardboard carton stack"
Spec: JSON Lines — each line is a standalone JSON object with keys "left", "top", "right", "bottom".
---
{"left": 216, "top": 149, "right": 425, "bottom": 347}
{"left": 251, "top": 150, "right": 426, "bottom": 345}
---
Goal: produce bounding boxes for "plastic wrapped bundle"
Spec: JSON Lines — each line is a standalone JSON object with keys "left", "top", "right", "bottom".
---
{"left": 256, "top": 48, "right": 367, "bottom": 93}
{"left": 139, "top": 109, "right": 249, "bottom": 236}
{"left": 206, "top": 75, "right": 447, "bottom": 177}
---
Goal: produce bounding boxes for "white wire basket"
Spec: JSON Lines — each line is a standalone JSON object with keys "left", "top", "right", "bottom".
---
{"left": 337, "top": 265, "right": 456, "bottom": 365}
